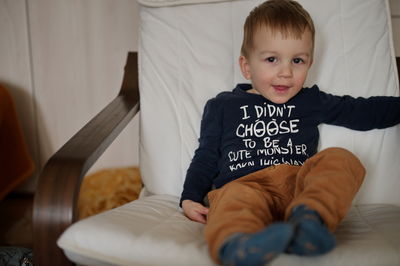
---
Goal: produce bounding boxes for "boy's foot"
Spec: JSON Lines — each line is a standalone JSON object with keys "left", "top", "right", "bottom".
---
{"left": 286, "top": 205, "right": 336, "bottom": 256}
{"left": 219, "top": 223, "right": 294, "bottom": 266}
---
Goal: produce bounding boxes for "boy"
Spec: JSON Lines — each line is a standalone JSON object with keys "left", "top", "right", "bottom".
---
{"left": 180, "top": 0, "right": 400, "bottom": 265}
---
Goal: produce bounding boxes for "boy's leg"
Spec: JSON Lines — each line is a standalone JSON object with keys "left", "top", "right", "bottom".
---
{"left": 285, "top": 147, "right": 366, "bottom": 255}
{"left": 286, "top": 204, "right": 337, "bottom": 255}
{"left": 205, "top": 164, "right": 299, "bottom": 264}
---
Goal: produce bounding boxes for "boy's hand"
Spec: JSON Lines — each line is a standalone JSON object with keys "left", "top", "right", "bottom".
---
{"left": 182, "top": 199, "right": 209, "bottom": 224}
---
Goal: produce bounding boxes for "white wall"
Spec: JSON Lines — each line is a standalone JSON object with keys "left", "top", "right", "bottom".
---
{"left": 0, "top": 0, "right": 140, "bottom": 191}
{"left": 0, "top": 0, "right": 399, "bottom": 192}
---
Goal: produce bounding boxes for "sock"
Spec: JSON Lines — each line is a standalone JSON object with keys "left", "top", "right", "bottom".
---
{"left": 219, "top": 223, "right": 294, "bottom": 266}
{"left": 286, "top": 205, "right": 336, "bottom": 256}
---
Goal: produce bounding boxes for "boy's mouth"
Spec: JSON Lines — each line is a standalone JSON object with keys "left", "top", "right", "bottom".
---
{"left": 272, "top": 85, "right": 290, "bottom": 93}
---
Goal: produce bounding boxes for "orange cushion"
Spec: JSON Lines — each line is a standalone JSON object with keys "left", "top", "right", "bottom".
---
{"left": 0, "top": 85, "right": 35, "bottom": 200}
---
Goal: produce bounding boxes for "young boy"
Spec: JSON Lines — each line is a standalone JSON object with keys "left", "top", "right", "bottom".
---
{"left": 180, "top": 0, "right": 400, "bottom": 265}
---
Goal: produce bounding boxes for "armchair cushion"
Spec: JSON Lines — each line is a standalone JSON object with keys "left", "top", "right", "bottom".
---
{"left": 59, "top": 195, "right": 213, "bottom": 266}
{"left": 58, "top": 196, "right": 400, "bottom": 265}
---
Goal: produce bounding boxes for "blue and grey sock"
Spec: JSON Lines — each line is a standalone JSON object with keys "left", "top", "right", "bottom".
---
{"left": 219, "top": 223, "right": 294, "bottom": 266}
{"left": 286, "top": 205, "right": 336, "bottom": 256}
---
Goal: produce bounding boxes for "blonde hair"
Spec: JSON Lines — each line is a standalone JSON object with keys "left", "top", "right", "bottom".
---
{"left": 241, "top": 0, "right": 315, "bottom": 58}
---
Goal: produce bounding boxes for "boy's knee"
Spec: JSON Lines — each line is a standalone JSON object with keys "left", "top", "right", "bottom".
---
{"left": 319, "top": 147, "right": 366, "bottom": 179}
{"left": 320, "top": 147, "right": 359, "bottom": 163}
{"left": 320, "top": 147, "right": 353, "bottom": 157}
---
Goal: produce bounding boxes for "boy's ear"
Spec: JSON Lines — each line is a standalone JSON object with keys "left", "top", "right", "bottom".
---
{"left": 239, "top": 55, "right": 251, "bottom": 80}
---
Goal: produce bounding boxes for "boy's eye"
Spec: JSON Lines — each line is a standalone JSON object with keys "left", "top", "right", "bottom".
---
{"left": 293, "top": 58, "right": 304, "bottom": 64}
{"left": 266, "top": 57, "right": 277, "bottom": 63}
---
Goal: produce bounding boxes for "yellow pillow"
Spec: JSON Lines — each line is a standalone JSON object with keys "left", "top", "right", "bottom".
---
{"left": 78, "top": 167, "right": 142, "bottom": 219}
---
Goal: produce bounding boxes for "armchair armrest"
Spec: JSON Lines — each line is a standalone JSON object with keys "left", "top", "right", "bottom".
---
{"left": 33, "top": 52, "right": 140, "bottom": 266}
{"left": 397, "top": 57, "right": 400, "bottom": 78}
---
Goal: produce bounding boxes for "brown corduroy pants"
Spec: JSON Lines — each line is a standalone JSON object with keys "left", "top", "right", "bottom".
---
{"left": 204, "top": 147, "right": 366, "bottom": 263}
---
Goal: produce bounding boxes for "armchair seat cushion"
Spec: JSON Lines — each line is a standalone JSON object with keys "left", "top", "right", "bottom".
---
{"left": 58, "top": 194, "right": 400, "bottom": 266}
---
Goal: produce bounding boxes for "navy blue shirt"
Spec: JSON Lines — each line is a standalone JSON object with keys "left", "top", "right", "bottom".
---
{"left": 180, "top": 84, "right": 400, "bottom": 205}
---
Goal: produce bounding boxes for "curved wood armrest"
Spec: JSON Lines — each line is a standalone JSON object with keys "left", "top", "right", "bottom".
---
{"left": 397, "top": 57, "right": 400, "bottom": 79}
{"left": 33, "top": 52, "right": 139, "bottom": 266}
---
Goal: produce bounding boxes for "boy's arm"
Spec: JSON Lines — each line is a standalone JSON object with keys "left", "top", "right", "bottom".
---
{"left": 180, "top": 98, "right": 223, "bottom": 206}
{"left": 316, "top": 88, "right": 400, "bottom": 130}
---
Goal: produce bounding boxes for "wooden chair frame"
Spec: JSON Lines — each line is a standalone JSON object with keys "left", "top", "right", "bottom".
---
{"left": 32, "top": 52, "right": 400, "bottom": 265}
{"left": 33, "top": 52, "right": 139, "bottom": 266}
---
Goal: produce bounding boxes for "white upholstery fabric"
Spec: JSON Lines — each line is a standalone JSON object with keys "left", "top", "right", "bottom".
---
{"left": 60, "top": 195, "right": 214, "bottom": 266}
{"left": 58, "top": 195, "right": 400, "bottom": 265}
{"left": 58, "top": 0, "right": 400, "bottom": 265}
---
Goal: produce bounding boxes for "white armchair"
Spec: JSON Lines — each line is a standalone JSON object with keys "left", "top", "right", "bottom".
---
{"left": 33, "top": 0, "right": 400, "bottom": 265}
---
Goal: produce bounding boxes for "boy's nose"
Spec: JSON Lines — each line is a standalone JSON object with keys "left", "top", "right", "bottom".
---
{"left": 278, "top": 63, "right": 293, "bottom": 78}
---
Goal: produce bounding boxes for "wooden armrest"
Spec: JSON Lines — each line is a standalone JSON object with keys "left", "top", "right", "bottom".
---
{"left": 33, "top": 52, "right": 139, "bottom": 266}
{"left": 397, "top": 57, "right": 400, "bottom": 79}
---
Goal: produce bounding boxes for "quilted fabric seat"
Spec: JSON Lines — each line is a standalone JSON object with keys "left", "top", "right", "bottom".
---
{"left": 59, "top": 194, "right": 400, "bottom": 265}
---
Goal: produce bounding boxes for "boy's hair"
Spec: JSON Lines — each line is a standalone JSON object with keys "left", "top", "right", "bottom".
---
{"left": 241, "top": 0, "right": 315, "bottom": 58}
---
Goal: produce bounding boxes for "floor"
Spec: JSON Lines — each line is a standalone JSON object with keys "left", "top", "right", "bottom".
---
{"left": 0, "top": 193, "right": 33, "bottom": 249}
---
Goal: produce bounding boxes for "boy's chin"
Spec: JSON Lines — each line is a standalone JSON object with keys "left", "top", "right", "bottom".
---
{"left": 254, "top": 88, "right": 296, "bottom": 104}
{"left": 264, "top": 95, "right": 292, "bottom": 104}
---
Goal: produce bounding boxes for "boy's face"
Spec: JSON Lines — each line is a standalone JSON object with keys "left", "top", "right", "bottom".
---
{"left": 240, "top": 26, "right": 313, "bottom": 104}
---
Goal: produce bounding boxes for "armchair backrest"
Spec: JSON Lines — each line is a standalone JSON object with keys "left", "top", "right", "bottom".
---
{"left": 138, "top": 0, "right": 400, "bottom": 205}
